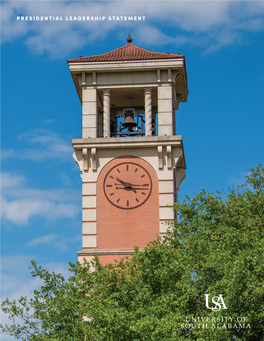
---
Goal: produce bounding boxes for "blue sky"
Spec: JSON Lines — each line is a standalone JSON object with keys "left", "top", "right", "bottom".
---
{"left": 1, "top": 1, "right": 264, "bottom": 338}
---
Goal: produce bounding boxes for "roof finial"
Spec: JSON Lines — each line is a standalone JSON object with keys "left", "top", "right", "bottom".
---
{"left": 127, "top": 30, "right": 132, "bottom": 44}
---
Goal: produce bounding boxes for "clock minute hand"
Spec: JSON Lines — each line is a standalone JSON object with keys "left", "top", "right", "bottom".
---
{"left": 116, "top": 177, "right": 127, "bottom": 186}
{"left": 116, "top": 177, "right": 137, "bottom": 193}
{"left": 130, "top": 187, "right": 149, "bottom": 190}
{"left": 126, "top": 183, "right": 149, "bottom": 187}
{"left": 116, "top": 177, "right": 147, "bottom": 188}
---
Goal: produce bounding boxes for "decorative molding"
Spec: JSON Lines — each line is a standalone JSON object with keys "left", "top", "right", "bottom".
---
{"left": 175, "top": 168, "right": 186, "bottom": 191}
{"left": 173, "top": 89, "right": 183, "bottom": 110}
{"left": 174, "top": 71, "right": 180, "bottom": 84}
{"left": 91, "top": 148, "right": 96, "bottom": 171}
{"left": 73, "top": 135, "right": 183, "bottom": 150}
{"left": 77, "top": 248, "right": 144, "bottom": 256}
{"left": 92, "top": 71, "right": 96, "bottom": 85}
{"left": 157, "top": 69, "right": 161, "bottom": 82}
{"left": 166, "top": 145, "right": 172, "bottom": 169}
{"left": 174, "top": 148, "right": 183, "bottom": 170}
{"left": 168, "top": 68, "right": 172, "bottom": 82}
{"left": 83, "top": 148, "right": 88, "bottom": 170}
{"left": 158, "top": 146, "right": 163, "bottom": 169}
{"left": 73, "top": 151, "right": 83, "bottom": 178}
{"left": 82, "top": 72, "right": 86, "bottom": 86}
{"left": 176, "top": 94, "right": 183, "bottom": 106}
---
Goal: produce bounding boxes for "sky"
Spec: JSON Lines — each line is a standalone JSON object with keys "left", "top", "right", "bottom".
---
{"left": 1, "top": 1, "right": 264, "bottom": 339}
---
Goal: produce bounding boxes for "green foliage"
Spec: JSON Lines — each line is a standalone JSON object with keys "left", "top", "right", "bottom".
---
{"left": 1, "top": 261, "right": 86, "bottom": 340}
{"left": 1, "top": 165, "right": 263, "bottom": 340}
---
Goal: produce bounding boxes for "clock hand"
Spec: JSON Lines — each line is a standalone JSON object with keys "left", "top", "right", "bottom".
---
{"left": 116, "top": 178, "right": 149, "bottom": 194}
{"left": 129, "top": 187, "right": 137, "bottom": 194}
{"left": 126, "top": 183, "right": 149, "bottom": 187}
{"left": 116, "top": 177, "right": 136, "bottom": 191}
{"left": 116, "top": 177, "right": 128, "bottom": 186}
{"left": 116, "top": 186, "right": 137, "bottom": 193}
{"left": 116, "top": 177, "right": 148, "bottom": 188}
{"left": 130, "top": 187, "right": 149, "bottom": 190}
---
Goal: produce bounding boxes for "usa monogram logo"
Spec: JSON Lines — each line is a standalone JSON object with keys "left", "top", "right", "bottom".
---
{"left": 205, "top": 294, "right": 227, "bottom": 311}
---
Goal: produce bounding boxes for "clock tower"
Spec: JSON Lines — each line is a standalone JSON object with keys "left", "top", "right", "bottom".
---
{"left": 67, "top": 34, "right": 188, "bottom": 266}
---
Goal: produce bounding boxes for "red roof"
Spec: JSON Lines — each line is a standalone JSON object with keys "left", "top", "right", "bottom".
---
{"left": 67, "top": 43, "right": 184, "bottom": 63}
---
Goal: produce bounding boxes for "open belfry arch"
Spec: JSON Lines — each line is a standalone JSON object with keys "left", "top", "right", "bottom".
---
{"left": 67, "top": 33, "right": 188, "bottom": 265}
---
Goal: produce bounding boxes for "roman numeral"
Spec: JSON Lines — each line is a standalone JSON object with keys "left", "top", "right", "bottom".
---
{"left": 135, "top": 168, "right": 138, "bottom": 173}
{"left": 127, "top": 200, "right": 129, "bottom": 207}
{"left": 110, "top": 176, "right": 114, "bottom": 179}
{"left": 142, "top": 192, "right": 146, "bottom": 195}
{"left": 110, "top": 193, "right": 114, "bottom": 196}
{"left": 126, "top": 165, "right": 129, "bottom": 171}
{"left": 117, "top": 169, "right": 120, "bottom": 173}
{"left": 117, "top": 199, "right": 120, "bottom": 203}
{"left": 106, "top": 185, "right": 112, "bottom": 187}
{"left": 136, "top": 198, "right": 139, "bottom": 202}
{"left": 141, "top": 175, "right": 145, "bottom": 178}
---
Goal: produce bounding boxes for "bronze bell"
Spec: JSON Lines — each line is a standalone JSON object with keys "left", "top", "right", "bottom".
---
{"left": 122, "top": 110, "right": 137, "bottom": 129}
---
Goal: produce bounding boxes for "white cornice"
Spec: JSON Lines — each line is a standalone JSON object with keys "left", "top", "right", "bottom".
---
{"left": 68, "top": 58, "right": 185, "bottom": 72}
{"left": 72, "top": 135, "right": 183, "bottom": 150}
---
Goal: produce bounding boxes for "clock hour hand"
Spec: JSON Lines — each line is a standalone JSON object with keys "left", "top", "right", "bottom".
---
{"left": 116, "top": 177, "right": 148, "bottom": 188}
{"left": 125, "top": 183, "right": 149, "bottom": 187}
{"left": 116, "top": 186, "right": 137, "bottom": 194}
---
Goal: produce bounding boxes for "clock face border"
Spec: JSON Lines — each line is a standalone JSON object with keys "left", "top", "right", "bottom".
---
{"left": 103, "top": 161, "right": 153, "bottom": 210}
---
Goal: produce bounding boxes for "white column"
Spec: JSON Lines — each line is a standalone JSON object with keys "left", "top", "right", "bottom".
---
{"left": 103, "top": 89, "right": 111, "bottom": 138}
{"left": 157, "top": 85, "right": 173, "bottom": 136}
{"left": 144, "top": 88, "right": 152, "bottom": 136}
{"left": 82, "top": 88, "right": 97, "bottom": 138}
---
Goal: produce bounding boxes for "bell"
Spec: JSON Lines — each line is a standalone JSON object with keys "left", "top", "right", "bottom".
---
{"left": 122, "top": 110, "right": 137, "bottom": 129}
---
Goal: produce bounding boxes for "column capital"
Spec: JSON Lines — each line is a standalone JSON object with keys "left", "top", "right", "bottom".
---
{"left": 143, "top": 87, "right": 152, "bottom": 94}
{"left": 102, "top": 89, "right": 111, "bottom": 95}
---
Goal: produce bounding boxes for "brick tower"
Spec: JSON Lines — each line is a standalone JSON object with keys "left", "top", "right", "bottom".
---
{"left": 67, "top": 34, "right": 188, "bottom": 265}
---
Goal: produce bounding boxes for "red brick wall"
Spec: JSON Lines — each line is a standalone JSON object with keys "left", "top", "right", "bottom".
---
{"left": 97, "top": 156, "right": 159, "bottom": 250}
{"left": 98, "top": 254, "right": 133, "bottom": 266}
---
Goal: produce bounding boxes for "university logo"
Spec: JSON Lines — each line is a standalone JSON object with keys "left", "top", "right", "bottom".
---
{"left": 205, "top": 294, "right": 227, "bottom": 311}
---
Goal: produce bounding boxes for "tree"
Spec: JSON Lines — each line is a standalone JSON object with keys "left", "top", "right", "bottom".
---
{"left": 1, "top": 165, "right": 263, "bottom": 340}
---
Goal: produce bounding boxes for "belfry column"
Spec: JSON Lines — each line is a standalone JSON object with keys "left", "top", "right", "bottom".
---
{"left": 144, "top": 88, "right": 152, "bottom": 136}
{"left": 103, "top": 89, "right": 111, "bottom": 138}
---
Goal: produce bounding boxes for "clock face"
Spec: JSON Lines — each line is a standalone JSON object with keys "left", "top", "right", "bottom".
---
{"left": 103, "top": 162, "right": 152, "bottom": 209}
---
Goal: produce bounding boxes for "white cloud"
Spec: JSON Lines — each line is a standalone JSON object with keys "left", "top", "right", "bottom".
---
{"left": 17, "top": 128, "right": 73, "bottom": 161}
{"left": 0, "top": 172, "right": 80, "bottom": 225}
{"left": 1, "top": 129, "right": 73, "bottom": 162}
{"left": 57, "top": 171, "right": 72, "bottom": 186}
{"left": 26, "top": 233, "right": 59, "bottom": 246}
{"left": 0, "top": 149, "right": 16, "bottom": 160}
{"left": 1, "top": 1, "right": 264, "bottom": 56}
{"left": 1, "top": 255, "right": 72, "bottom": 302}
{"left": 26, "top": 233, "right": 81, "bottom": 251}
{"left": 1, "top": 172, "right": 25, "bottom": 189}
{"left": 1, "top": 255, "right": 37, "bottom": 297}
{"left": 1, "top": 255, "right": 72, "bottom": 341}
{"left": 54, "top": 235, "right": 81, "bottom": 252}
{"left": 1, "top": 255, "right": 71, "bottom": 300}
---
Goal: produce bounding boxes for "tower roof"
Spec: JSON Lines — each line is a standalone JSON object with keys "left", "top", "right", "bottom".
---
{"left": 67, "top": 43, "right": 184, "bottom": 64}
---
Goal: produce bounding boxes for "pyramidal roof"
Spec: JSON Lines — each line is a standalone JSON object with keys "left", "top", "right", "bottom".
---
{"left": 67, "top": 43, "right": 184, "bottom": 64}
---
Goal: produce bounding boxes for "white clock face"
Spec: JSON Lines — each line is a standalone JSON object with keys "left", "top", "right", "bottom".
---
{"left": 103, "top": 162, "right": 152, "bottom": 209}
